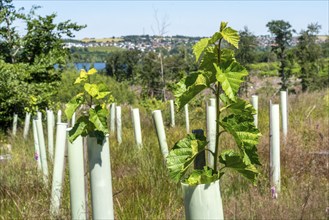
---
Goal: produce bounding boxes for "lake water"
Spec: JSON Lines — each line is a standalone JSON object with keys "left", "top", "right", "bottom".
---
{"left": 75, "top": 62, "right": 106, "bottom": 71}
{"left": 55, "top": 62, "right": 106, "bottom": 71}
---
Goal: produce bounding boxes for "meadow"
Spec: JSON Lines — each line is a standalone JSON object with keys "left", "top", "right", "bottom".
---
{"left": 0, "top": 89, "right": 328, "bottom": 219}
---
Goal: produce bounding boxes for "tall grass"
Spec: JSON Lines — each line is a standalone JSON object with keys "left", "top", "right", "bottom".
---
{"left": 0, "top": 90, "right": 328, "bottom": 219}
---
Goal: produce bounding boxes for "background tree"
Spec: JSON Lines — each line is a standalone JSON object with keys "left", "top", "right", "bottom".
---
{"left": 0, "top": 1, "right": 85, "bottom": 130}
{"left": 296, "top": 23, "right": 323, "bottom": 91}
{"left": 0, "top": 0, "right": 24, "bottom": 63}
{"left": 235, "top": 26, "right": 258, "bottom": 65}
{"left": 266, "top": 20, "right": 294, "bottom": 90}
{"left": 235, "top": 26, "right": 258, "bottom": 96}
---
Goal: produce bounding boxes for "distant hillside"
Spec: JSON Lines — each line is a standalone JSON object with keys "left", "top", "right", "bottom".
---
{"left": 80, "top": 37, "right": 124, "bottom": 43}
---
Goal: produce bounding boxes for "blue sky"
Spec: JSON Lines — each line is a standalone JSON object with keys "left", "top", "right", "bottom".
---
{"left": 13, "top": 1, "right": 329, "bottom": 39}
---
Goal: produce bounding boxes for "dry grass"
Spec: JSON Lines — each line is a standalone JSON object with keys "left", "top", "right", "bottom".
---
{"left": 0, "top": 90, "right": 328, "bottom": 219}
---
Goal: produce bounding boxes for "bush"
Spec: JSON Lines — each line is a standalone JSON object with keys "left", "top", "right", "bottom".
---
{"left": 56, "top": 69, "right": 137, "bottom": 105}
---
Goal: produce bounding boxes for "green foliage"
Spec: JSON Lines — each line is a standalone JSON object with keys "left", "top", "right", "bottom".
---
{"left": 166, "top": 133, "right": 208, "bottom": 183}
{"left": 57, "top": 69, "right": 137, "bottom": 105}
{"left": 65, "top": 68, "right": 114, "bottom": 144}
{"left": 167, "top": 22, "right": 261, "bottom": 186}
{"left": 247, "top": 62, "right": 280, "bottom": 76}
{"left": 295, "top": 23, "right": 324, "bottom": 92}
{"left": 266, "top": 20, "right": 294, "bottom": 90}
{"left": 186, "top": 166, "right": 220, "bottom": 185}
{"left": 0, "top": 60, "right": 60, "bottom": 129}
{"left": 235, "top": 27, "right": 258, "bottom": 65}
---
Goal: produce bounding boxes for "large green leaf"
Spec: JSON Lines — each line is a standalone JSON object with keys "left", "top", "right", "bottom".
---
{"left": 193, "top": 38, "right": 210, "bottom": 62}
{"left": 166, "top": 134, "right": 208, "bottom": 183}
{"left": 214, "top": 61, "right": 248, "bottom": 101}
{"left": 174, "top": 71, "right": 210, "bottom": 111}
{"left": 199, "top": 46, "right": 218, "bottom": 79}
{"left": 220, "top": 26, "right": 240, "bottom": 49}
{"left": 65, "top": 92, "right": 84, "bottom": 120}
{"left": 96, "top": 83, "right": 111, "bottom": 100}
{"left": 219, "top": 149, "right": 259, "bottom": 183}
{"left": 186, "top": 166, "right": 220, "bottom": 185}
{"left": 84, "top": 83, "right": 99, "bottom": 98}
{"left": 74, "top": 69, "right": 88, "bottom": 84}
{"left": 89, "top": 105, "right": 108, "bottom": 134}
{"left": 219, "top": 21, "right": 228, "bottom": 32}
{"left": 220, "top": 114, "right": 260, "bottom": 152}
{"left": 68, "top": 115, "right": 90, "bottom": 143}
{"left": 220, "top": 95, "right": 256, "bottom": 119}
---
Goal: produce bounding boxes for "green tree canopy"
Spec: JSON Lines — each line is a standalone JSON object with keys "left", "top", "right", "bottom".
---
{"left": 266, "top": 20, "right": 294, "bottom": 90}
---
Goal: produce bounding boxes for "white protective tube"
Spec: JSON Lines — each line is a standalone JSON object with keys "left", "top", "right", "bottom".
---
{"left": 71, "top": 112, "right": 76, "bottom": 127}
{"left": 184, "top": 104, "right": 190, "bottom": 134}
{"left": 57, "top": 110, "right": 62, "bottom": 123}
{"left": 116, "top": 106, "right": 122, "bottom": 144}
{"left": 209, "top": 98, "right": 216, "bottom": 107}
{"left": 87, "top": 136, "right": 114, "bottom": 220}
{"left": 67, "top": 134, "right": 87, "bottom": 220}
{"left": 47, "top": 110, "right": 54, "bottom": 161}
{"left": 12, "top": 113, "right": 18, "bottom": 136}
{"left": 280, "top": 91, "right": 288, "bottom": 139}
{"left": 182, "top": 180, "right": 224, "bottom": 219}
{"left": 206, "top": 105, "right": 216, "bottom": 169}
{"left": 36, "top": 112, "right": 49, "bottom": 183}
{"left": 23, "top": 112, "right": 31, "bottom": 139}
{"left": 50, "top": 123, "right": 67, "bottom": 216}
{"left": 152, "top": 110, "right": 169, "bottom": 158}
{"left": 132, "top": 108, "right": 142, "bottom": 147}
{"left": 110, "top": 103, "right": 116, "bottom": 133}
{"left": 251, "top": 95, "right": 258, "bottom": 128}
{"left": 270, "top": 104, "right": 280, "bottom": 194}
{"left": 32, "top": 117, "right": 42, "bottom": 171}
{"left": 169, "top": 100, "right": 175, "bottom": 127}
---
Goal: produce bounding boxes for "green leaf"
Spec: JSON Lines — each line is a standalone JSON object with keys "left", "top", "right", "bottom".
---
{"left": 87, "top": 68, "right": 97, "bottom": 75}
{"left": 166, "top": 134, "right": 208, "bottom": 183}
{"left": 219, "top": 149, "right": 259, "bottom": 183}
{"left": 193, "top": 38, "right": 210, "bottom": 62}
{"left": 219, "top": 114, "right": 261, "bottom": 152}
{"left": 199, "top": 46, "right": 218, "bottom": 82}
{"left": 214, "top": 60, "right": 248, "bottom": 101}
{"left": 220, "top": 26, "right": 240, "bottom": 49}
{"left": 186, "top": 166, "right": 219, "bottom": 185}
{"left": 174, "top": 71, "right": 210, "bottom": 111}
{"left": 89, "top": 105, "right": 108, "bottom": 134}
{"left": 220, "top": 21, "right": 228, "bottom": 32}
{"left": 209, "top": 32, "right": 222, "bottom": 44}
{"left": 84, "top": 83, "right": 99, "bottom": 98}
{"left": 65, "top": 92, "right": 84, "bottom": 120}
{"left": 220, "top": 96, "right": 256, "bottom": 119}
{"left": 96, "top": 83, "right": 111, "bottom": 100}
{"left": 68, "top": 115, "right": 90, "bottom": 143}
{"left": 74, "top": 69, "right": 88, "bottom": 84}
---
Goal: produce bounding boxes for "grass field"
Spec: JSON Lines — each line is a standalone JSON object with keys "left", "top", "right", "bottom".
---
{"left": 0, "top": 90, "right": 328, "bottom": 219}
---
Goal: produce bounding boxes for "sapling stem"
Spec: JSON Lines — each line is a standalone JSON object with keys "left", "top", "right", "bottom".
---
{"left": 213, "top": 40, "right": 222, "bottom": 173}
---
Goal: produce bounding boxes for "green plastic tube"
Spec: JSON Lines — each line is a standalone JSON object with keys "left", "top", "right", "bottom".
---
{"left": 32, "top": 117, "right": 42, "bottom": 171}
{"left": 152, "top": 110, "right": 169, "bottom": 158}
{"left": 50, "top": 123, "right": 67, "bottom": 216}
{"left": 132, "top": 108, "right": 142, "bottom": 147}
{"left": 87, "top": 136, "right": 114, "bottom": 220}
{"left": 12, "top": 113, "right": 18, "bottom": 136}
{"left": 36, "top": 112, "right": 49, "bottom": 184}
{"left": 67, "top": 133, "right": 87, "bottom": 219}
{"left": 47, "top": 110, "right": 54, "bottom": 161}
{"left": 182, "top": 180, "right": 224, "bottom": 220}
{"left": 23, "top": 112, "right": 31, "bottom": 139}
{"left": 116, "top": 106, "right": 122, "bottom": 144}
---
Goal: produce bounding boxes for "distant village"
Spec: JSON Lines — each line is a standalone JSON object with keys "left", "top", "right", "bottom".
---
{"left": 63, "top": 35, "right": 328, "bottom": 52}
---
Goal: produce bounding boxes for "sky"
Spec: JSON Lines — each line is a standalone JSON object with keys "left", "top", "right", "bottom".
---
{"left": 12, "top": 0, "right": 329, "bottom": 39}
